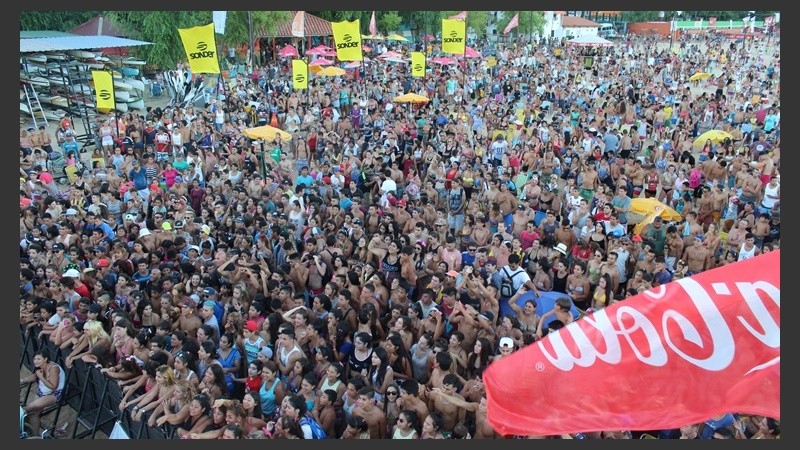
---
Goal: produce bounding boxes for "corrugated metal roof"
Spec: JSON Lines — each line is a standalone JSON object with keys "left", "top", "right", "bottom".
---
{"left": 20, "top": 35, "right": 152, "bottom": 53}
{"left": 21, "top": 31, "right": 77, "bottom": 39}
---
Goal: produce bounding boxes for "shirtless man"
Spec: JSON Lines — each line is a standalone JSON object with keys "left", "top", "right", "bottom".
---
{"left": 173, "top": 299, "right": 202, "bottom": 337}
{"left": 681, "top": 236, "right": 712, "bottom": 274}
{"left": 287, "top": 253, "right": 309, "bottom": 294}
{"left": 696, "top": 187, "right": 714, "bottom": 227}
{"left": 726, "top": 219, "right": 750, "bottom": 255}
{"left": 429, "top": 392, "right": 497, "bottom": 439}
{"left": 426, "top": 374, "right": 466, "bottom": 434}
{"left": 580, "top": 162, "right": 600, "bottom": 202}
{"left": 664, "top": 225, "right": 684, "bottom": 271}
{"left": 628, "top": 159, "right": 646, "bottom": 198}
{"left": 739, "top": 168, "right": 763, "bottom": 206}
{"left": 680, "top": 212, "right": 705, "bottom": 247}
{"left": 511, "top": 205, "right": 534, "bottom": 236}
{"left": 353, "top": 386, "right": 387, "bottom": 439}
{"left": 599, "top": 251, "right": 621, "bottom": 293}
{"left": 397, "top": 379, "right": 430, "bottom": 425}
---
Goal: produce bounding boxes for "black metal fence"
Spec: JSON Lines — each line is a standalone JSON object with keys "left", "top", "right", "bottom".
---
{"left": 20, "top": 325, "right": 176, "bottom": 439}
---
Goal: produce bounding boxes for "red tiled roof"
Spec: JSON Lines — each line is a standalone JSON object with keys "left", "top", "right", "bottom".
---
{"left": 562, "top": 16, "right": 601, "bottom": 28}
{"left": 265, "top": 11, "right": 333, "bottom": 38}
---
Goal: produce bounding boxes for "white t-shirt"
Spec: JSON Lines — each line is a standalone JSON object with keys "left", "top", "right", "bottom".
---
{"left": 380, "top": 178, "right": 397, "bottom": 194}
{"left": 501, "top": 265, "right": 531, "bottom": 293}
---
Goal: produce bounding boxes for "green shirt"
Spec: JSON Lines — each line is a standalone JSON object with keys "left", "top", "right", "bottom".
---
{"left": 270, "top": 147, "right": 282, "bottom": 163}
{"left": 173, "top": 160, "right": 189, "bottom": 171}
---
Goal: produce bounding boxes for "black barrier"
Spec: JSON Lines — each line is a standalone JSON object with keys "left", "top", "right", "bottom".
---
{"left": 19, "top": 325, "right": 174, "bottom": 439}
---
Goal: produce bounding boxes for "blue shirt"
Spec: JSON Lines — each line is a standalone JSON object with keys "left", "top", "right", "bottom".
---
{"left": 129, "top": 167, "right": 148, "bottom": 191}
{"left": 295, "top": 174, "right": 314, "bottom": 188}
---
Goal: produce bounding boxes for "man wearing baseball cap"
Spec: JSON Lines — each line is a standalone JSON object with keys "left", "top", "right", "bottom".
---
{"left": 495, "top": 337, "right": 516, "bottom": 361}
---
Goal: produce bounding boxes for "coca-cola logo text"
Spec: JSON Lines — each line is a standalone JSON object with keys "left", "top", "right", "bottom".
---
{"left": 537, "top": 278, "right": 780, "bottom": 372}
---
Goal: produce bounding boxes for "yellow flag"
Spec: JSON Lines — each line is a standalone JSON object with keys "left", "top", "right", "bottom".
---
{"left": 178, "top": 23, "right": 220, "bottom": 74}
{"left": 332, "top": 19, "right": 363, "bottom": 61}
{"left": 442, "top": 19, "right": 466, "bottom": 55}
{"left": 292, "top": 60, "right": 308, "bottom": 90}
{"left": 410, "top": 52, "right": 425, "bottom": 78}
{"left": 91, "top": 70, "right": 115, "bottom": 110}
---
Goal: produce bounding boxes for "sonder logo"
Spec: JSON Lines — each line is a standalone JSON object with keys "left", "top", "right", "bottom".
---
{"left": 413, "top": 64, "right": 423, "bottom": 72}
{"left": 337, "top": 33, "right": 359, "bottom": 49}
{"left": 190, "top": 41, "right": 215, "bottom": 59}
{"left": 294, "top": 73, "right": 305, "bottom": 83}
{"left": 443, "top": 30, "right": 463, "bottom": 44}
{"left": 98, "top": 89, "right": 112, "bottom": 101}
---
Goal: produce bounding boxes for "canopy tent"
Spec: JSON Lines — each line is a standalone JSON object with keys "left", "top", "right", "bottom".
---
{"left": 20, "top": 35, "right": 152, "bottom": 53}
{"left": 567, "top": 35, "right": 614, "bottom": 47}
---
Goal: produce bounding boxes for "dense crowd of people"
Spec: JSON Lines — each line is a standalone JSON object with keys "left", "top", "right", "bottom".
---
{"left": 20, "top": 27, "right": 780, "bottom": 439}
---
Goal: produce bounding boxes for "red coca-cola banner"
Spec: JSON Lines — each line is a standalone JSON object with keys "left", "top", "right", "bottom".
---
{"left": 484, "top": 251, "right": 780, "bottom": 437}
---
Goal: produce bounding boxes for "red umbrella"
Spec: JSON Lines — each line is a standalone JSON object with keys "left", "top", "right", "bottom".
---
{"left": 431, "top": 57, "right": 457, "bottom": 65}
{"left": 424, "top": 34, "right": 436, "bottom": 42}
{"left": 462, "top": 46, "right": 481, "bottom": 58}
{"left": 278, "top": 44, "right": 299, "bottom": 58}
{"left": 309, "top": 58, "right": 334, "bottom": 66}
{"left": 306, "top": 45, "right": 334, "bottom": 56}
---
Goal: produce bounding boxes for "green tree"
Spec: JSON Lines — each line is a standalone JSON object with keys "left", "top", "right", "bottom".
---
{"left": 221, "top": 11, "right": 290, "bottom": 46}
{"left": 440, "top": 11, "right": 489, "bottom": 38}
{"left": 20, "top": 11, "right": 101, "bottom": 32}
{"left": 378, "top": 11, "right": 403, "bottom": 34}
{"left": 501, "top": 11, "right": 545, "bottom": 38}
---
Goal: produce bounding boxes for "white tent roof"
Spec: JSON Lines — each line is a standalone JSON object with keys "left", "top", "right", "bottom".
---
{"left": 20, "top": 35, "right": 152, "bottom": 53}
{"left": 567, "top": 35, "right": 614, "bottom": 47}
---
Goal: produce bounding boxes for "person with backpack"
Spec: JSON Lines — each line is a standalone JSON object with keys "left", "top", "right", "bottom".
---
{"left": 498, "top": 253, "right": 537, "bottom": 318}
{"left": 284, "top": 394, "right": 327, "bottom": 439}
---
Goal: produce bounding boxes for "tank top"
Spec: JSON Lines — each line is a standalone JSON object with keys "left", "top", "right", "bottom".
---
{"left": 409, "top": 344, "right": 431, "bottom": 381}
{"left": 319, "top": 377, "right": 342, "bottom": 396}
{"left": 243, "top": 336, "right": 265, "bottom": 365}
{"left": 738, "top": 243, "right": 757, "bottom": 261}
{"left": 279, "top": 345, "right": 301, "bottom": 367}
{"left": 347, "top": 349, "right": 372, "bottom": 377}
{"left": 393, "top": 428, "right": 418, "bottom": 439}
{"left": 449, "top": 187, "right": 464, "bottom": 212}
{"left": 761, "top": 183, "right": 779, "bottom": 209}
{"left": 342, "top": 394, "right": 357, "bottom": 421}
{"left": 259, "top": 377, "right": 281, "bottom": 417}
{"left": 37, "top": 364, "right": 66, "bottom": 398}
{"left": 381, "top": 254, "right": 401, "bottom": 285}
{"left": 552, "top": 271, "right": 568, "bottom": 293}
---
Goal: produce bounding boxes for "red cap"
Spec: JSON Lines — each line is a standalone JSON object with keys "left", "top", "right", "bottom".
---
{"left": 632, "top": 235, "right": 643, "bottom": 242}
{"left": 96, "top": 258, "right": 110, "bottom": 268}
{"left": 397, "top": 199, "right": 407, "bottom": 207}
{"left": 388, "top": 195, "right": 398, "bottom": 206}
{"left": 245, "top": 320, "right": 259, "bottom": 332}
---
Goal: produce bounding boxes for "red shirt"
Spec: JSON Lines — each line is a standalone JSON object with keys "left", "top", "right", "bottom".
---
{"left": 74, "top": 282, "right": 91, "bottom": 299}
{"left": 39, "top": 171, "right": 54, "bottom": 184}
{"left": 572, "top": 245, "right": 593, "bottom": 263}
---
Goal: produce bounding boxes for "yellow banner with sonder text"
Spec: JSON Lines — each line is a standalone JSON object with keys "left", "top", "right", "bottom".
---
{"left": 91, "top": 70, "right": 115, "bottom": 110}
{"left": 332, "top": 19, "right": 363, "bottom": 61}
{"left": 411, "top": 52, "right": 426, "bottom": 78}
{"left": 178, "top": 23, "right": 220, "bottom": 74}
{"left": 292, "top": 60, "right": 308, "bottom": 89}
{"left": 442, "top": 19, "right": 466, "bottom": 55}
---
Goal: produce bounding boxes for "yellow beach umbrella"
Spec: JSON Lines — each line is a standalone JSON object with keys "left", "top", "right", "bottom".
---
{"left": 630, "top": 198, "right": 683, "bottom": 222}
{"left": 318, "top": 66, "right": 346, "bottom": 77}
{"left": 242, "top": 125, "right": 293, "bottom": 143}
{"left": 386, "top": 33, "right": 409, "bottom": 42}
{"left": 692, "top": 129, "right": 733, "bottom": 148}
{"left": 393, "top": 93, "right": 429, "bottom": 103}
{"left": 689, "top": 72, "right": 712, "bottom": 81}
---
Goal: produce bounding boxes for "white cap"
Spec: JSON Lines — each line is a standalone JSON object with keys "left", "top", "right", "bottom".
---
{"left": 499, "top": 337, "right": 514, "bottom": 348}
{"left": 65, "top": 208, "right": 78, "bottom": 216}
{"left": 63, "top": 269, "right": 81, "bottom": 278}
{"left": 139, "top": 228, "right": 151, "bottom": 237}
